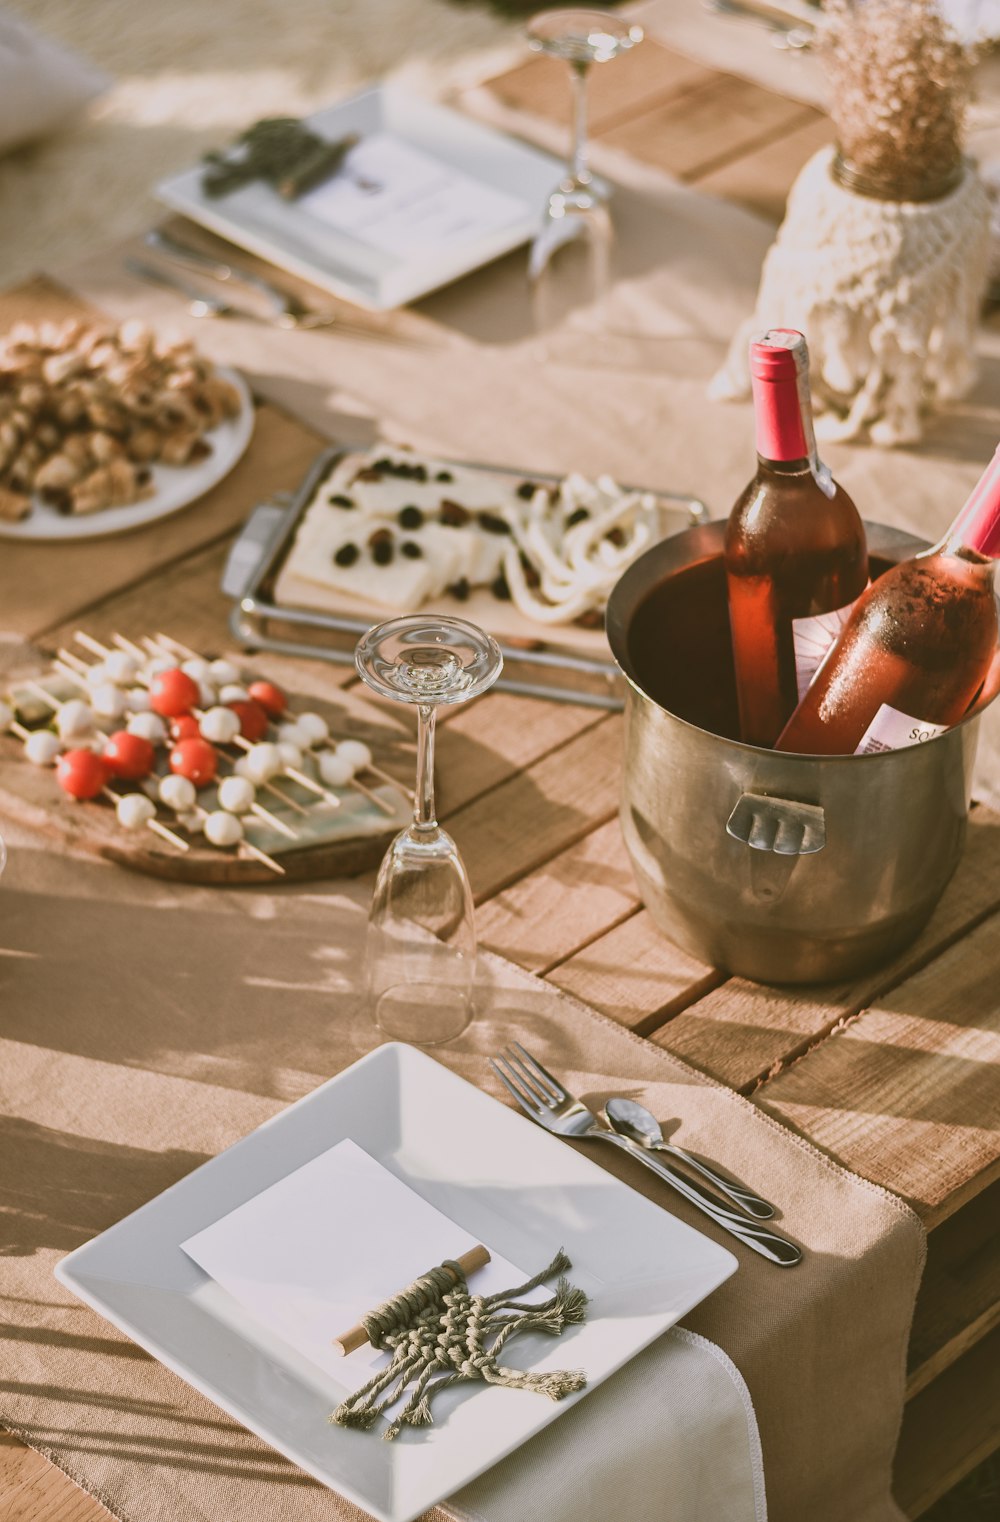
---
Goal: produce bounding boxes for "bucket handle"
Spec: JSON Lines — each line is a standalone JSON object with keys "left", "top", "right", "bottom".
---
{"left": 726, "top": 793, "right": 826, "bottom": 855}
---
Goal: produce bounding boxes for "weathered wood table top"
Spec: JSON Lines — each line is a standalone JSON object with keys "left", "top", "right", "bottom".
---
{"left": 1, "top": 32, "right": 998, "bottom": 1522}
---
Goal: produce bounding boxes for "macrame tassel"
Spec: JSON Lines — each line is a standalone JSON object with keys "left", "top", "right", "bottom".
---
{"left": 329, "top": 1249, "right": 588, "bottom": 1441}
{"left": 711, "top": 146, "right": 992, "bottom": 446}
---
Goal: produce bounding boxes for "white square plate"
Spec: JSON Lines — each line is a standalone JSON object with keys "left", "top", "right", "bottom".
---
{"left": 155, "top": 88, "right": 565, "bottom": 310}
{"left": 56, "top": 1043, "right": 737, "bottom": 1522}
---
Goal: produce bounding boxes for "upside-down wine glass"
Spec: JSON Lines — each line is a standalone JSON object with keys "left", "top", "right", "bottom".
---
{"left": 526, "top": 9, "right": 643, "bottom": 337}
{"left": 355, "top": 615, "right": 503, "bottom": 1045}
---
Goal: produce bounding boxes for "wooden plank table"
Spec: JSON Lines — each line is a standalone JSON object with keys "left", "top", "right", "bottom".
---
{"left": 2, "top": 32, "right": 998, "bottom": 1522}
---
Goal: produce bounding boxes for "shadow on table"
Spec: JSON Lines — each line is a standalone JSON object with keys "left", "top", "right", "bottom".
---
{"left": 0, "top": 1115, "right": 208, "bottom": 1260}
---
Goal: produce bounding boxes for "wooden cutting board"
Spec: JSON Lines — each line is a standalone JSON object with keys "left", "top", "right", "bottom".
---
{"left": 0, "top": 639, "right": 412, "bottom": 884}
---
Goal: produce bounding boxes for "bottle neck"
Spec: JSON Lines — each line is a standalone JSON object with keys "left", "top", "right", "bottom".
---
{"left": 751, "top": 371, "right": 834, "bottom": 498}
{"left": 938, "top": 449, "right": 1000, "bottom": 563}
{"left": 752, "top": 372, "right": 808, "bottom": 463}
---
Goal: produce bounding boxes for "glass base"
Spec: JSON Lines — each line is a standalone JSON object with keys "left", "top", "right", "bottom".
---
{"left": 373, "top": 981, "right": 472, "bottom": 1046}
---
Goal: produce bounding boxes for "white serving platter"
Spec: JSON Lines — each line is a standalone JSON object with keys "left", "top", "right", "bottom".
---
{"left": 155, "top": 87, "right": 565, "bottom": 311}
{"left": 0, "top": 367, "right": 254, "bottom": 541}
{"left": 56, "top": 1042, "right": 736, "bottom": 1522}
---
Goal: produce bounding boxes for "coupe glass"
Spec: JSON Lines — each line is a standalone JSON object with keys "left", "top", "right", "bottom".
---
{"left": 355, "top": 615, "right": 503, "bottom": 1045}
{"left": 526, "top": 9, "right": 643, "bottom": 336}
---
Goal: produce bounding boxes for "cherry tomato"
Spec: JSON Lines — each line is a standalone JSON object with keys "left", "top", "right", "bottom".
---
{"left": 170, "top": 714, "right": 201, "bottom": 741}
{"left": 56, "top": 748, "right": 108, "bottom": 800}
{"left": 169, "top": 736, "right": 218, "bottom": 786}
{"left": 149, "top": 668, "right": 200, "bottom": 718}
{"left": 247, "top": 680, "right": 287, "bottom": 719}
{"left": 103, "top": 730, "right": 155, "bottom": 781}
{"left": 228, "top": 698, "right": 269, "bottom": 742}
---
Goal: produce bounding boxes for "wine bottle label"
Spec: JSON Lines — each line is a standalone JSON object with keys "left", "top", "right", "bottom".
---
{"left": 792, "top": 599, "right": 856, "bottom": 700}
{"left": 854, "top": 705, "right": 949, "bottom": 756}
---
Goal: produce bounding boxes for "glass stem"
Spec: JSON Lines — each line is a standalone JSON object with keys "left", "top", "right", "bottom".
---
{"left": 570, "top": 60, "right": 591, "bottom": 186}
{"left": 413, "top": 703, "right": 437, "bottom": 831}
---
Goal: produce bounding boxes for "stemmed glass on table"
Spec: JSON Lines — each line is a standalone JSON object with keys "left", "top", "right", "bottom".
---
{"left": 355, "top": 615, "right": 502, "bottom": 1046}
{"left": 526, "top": 9, "right": 643, "bottom": 337}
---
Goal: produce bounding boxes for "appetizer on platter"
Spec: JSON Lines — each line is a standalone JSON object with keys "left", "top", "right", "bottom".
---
{"left": 282, "top": 444, "right": 668, "bottom": 628}
{"left": 0, "top": 319, "right": 243, "bottom": 522}
{"left": 0, "top": 631, "right": 410, "bottom": 880}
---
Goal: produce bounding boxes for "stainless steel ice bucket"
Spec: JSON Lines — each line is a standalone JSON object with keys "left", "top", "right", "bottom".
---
{"left": 606, "top": 520, "right": 992, "bottom": 984}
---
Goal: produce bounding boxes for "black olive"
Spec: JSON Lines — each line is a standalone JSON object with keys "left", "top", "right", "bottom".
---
{"left": 401, "top": 540, "right": 423, "bottom": 559}
{"left": 398, "top": 505, "right": 424, "bottom": 529}
{"left": 334, "top": 542, "right": 359, "bottom": 567}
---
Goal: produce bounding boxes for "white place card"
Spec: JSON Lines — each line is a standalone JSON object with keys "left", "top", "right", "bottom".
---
{"left": 182, "top": 1137, "right": 530, "bottom": 1392}
{"left": 298, "top": 132, "right": 529, "bottom": 258}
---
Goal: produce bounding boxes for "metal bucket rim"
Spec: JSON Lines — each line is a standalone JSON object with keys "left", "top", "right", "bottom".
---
{"left": 606, "top": 518, "right": 997, "bottom": 764}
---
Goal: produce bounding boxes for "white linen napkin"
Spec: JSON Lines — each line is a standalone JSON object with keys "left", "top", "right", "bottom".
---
{"left": 446, "top": 1326, "right": 766, "bottom": 1522}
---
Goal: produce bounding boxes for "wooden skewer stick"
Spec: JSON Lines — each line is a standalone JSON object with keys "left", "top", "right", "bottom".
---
{"left": 56, "top": 648, "right": 92, "bottom": 677}
{"left": 110, "top": 633, "right": 149, "bottom": 662}
{"left": 332, "top": 1245, "right": 492, "bottom": 1358}
{"left": 100, "top": 788, "right": 191, "bottom": 854}
{"left": 231, "top": 732, "right": 343, "bottom": 809}
{"left": 74, "top": 630, "right": 115, "bottom": 662}
{"left": 154, "top": 631, "right": 199, "bottom": 661}
{"left": 335, "top": 766, "right": 397, "bottom": 817}
{"left": 187, "top": 803, "right": 286, "bottom": 877}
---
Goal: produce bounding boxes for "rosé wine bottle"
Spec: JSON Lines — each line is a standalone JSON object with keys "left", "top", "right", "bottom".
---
{"left": 776, "top": 447, "right": 1000, "bottom": 756}
{"left": 725, "top": 330, "right": 868, "bottom": 748}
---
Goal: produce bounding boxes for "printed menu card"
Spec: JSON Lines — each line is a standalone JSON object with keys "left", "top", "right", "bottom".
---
{"left": 182, "top": 1138, "right": 529, "bottom": 1392}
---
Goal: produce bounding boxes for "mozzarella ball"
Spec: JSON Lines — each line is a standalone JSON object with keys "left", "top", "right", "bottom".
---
{"left": 198, "top": 681, "right": 218, "bottom": 709}
{"left": 277, "top": 720, "right": 309, "bottom": 748}
{"left": 57, "top": 699, "right": 95, "bottom": 740}
{"left": 277, "top": 742, "right": 303, "bottom": 769}
{"left": 318, "top": 750, "right": 355, "bottom": 787}
{"left": 232, "top": 755, "right": 254, "bottom": 780}
{"left": 125, "top": 686, "right": 151, "bottom": 713}
{"left": 335, "top": 739, "right": 372, "bottom": 772}
{"left": 24, "top": 730, "right": 61, "bottom": 766}
{"left": 116, "top": 793, "right": 156, "bottom": 830}
{"left": 200, "top": 706, "right": 241, "bottom": 744}
{"left": 159, "top": 773, "right": 196, "bottom": 811}
{"left": 0, "top": 699, "right": 13, "bottom": 730}
{"left": 181, "top": 658, "right": 214, "bottom": 686}
{"left": 177, "top": 810, "right": 203, "bottom": 834}
{"left": 218, "top": 775, "right": 256, "bottom": 814}
{"left": 204, "top": 810, "right": 243, "bottom": 847}
{"left": 84, "top": 662, "right": 110, "bottom": 689}
{"left": 294, "top": 712, "right": 330, "bottom": 747}
{"left": 209, "top": 659, "right": 241, "bottom": 686}
{"left": 127, "top": 711, "right": 167, "bottom": 746}
{"left": 244, "top": 742, "right": 283, "bottom": 782}
{"left": 219, "top": 683, "right": 249, "bottom": 704}
{"left": 91, "top": 682, "right": 128, "bottom": 720}
{"left": 104, "top": 651, "right": 140, "bottom": 686}
{"left": 144, "top": 656, "right": 178, "bottom": 678}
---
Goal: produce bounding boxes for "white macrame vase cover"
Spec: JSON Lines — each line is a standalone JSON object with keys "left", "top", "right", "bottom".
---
{"left": 711, "top": 145, "right": 992, "bottom": 446}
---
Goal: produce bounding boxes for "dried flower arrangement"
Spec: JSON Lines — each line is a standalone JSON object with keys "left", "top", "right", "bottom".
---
{"left": 824, "top": 0, "right": 972, "bottom": 200}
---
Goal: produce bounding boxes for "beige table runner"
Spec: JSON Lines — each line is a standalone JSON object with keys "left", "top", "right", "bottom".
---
{"left": 0, "top": 818, "right": 922, "bottom": 1522}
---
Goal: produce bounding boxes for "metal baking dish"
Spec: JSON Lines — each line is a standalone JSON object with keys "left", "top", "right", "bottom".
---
{"left": 221, "top": 445, "right": 707, "bottom": 709}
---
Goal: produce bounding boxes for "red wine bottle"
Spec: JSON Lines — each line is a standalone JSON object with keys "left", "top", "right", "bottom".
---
{"left": 776, "top": 447, "right": 1000, "bottom": 756}
{"left": 725, "top": 330, "right": 868, "bottom": 748}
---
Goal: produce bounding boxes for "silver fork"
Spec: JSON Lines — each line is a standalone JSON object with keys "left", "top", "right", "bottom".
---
{"left": 144, "top": 228, "right": 420, "bottom": 344}
{"left": 491, "top": 1043, "right": 802, "bottom": 1268}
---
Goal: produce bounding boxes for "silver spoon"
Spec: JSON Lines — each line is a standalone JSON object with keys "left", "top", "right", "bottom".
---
{"left": 604, "top": 1097, "right": 776, "bottom": 1220}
